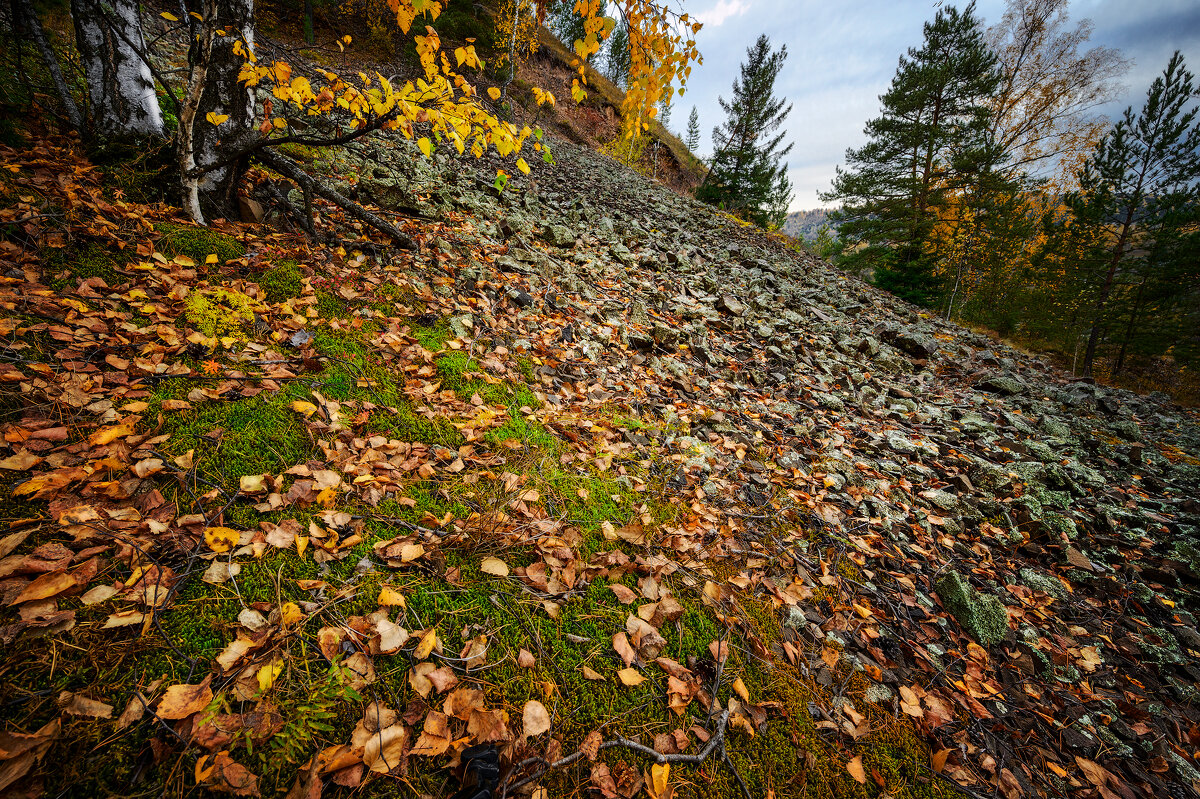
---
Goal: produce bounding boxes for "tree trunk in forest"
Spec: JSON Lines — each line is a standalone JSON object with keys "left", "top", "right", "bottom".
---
{"left": 1080, "top": 215, "right": 1132, "bottom": 378}
{"left": 13, "top": 0, "right": 83, "bottom": 130}
{"left": 1115, "top": 278, "right": 1147, "bottom": 374}
{"left": 71, "top": 0, "right": 163, "bottom": 138}
{"left": 180, "top": 0, "right": 258, "bottom": 224}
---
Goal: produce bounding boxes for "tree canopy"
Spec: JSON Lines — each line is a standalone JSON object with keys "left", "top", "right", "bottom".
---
{"left": 696, "top": 34, "right": 793, "bottom": 229}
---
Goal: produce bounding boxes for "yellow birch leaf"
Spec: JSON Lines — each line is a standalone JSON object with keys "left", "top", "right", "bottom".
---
{"left": 291, "top": 400, "right": 318, "bottom": 417}
{"left": 488, "top": 87, "right": 502, "bottom": 100}
{"left": 256, "top": 661, "right": 282, "bottom": 692}
{"left": 651, "top": 763, "right": 670, "bottom": 797}
{"left": 617, "top": 668, "right": 644, "bottom": 686}
{"left": 204, "top": 526, "right": 238, "bottom": 553}
{"left": 417, "top": 137, "right": 432, "bottom": 157}
{"left": 516, "top": 158, "right": 530, "bottom": 175}
{"left": 205, "top": 111, "right": 230, "bottom": 126}
{"left": 413, "top": 628, "right": 438, "bottom": 660}
{"left": 160, "top": 11, "right": 179, "bottom": 21}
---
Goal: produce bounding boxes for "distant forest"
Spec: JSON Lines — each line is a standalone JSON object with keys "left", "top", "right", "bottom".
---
{"left": 781, "top": 208, "right": 832, "bottom": 241}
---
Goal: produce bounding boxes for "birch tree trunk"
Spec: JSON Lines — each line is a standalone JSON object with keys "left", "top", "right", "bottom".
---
{"left": 179, "top": 0, "right": 257, "bottom": 223}
{"left": 71, "top": 0, "right": 163, "bottom": 138}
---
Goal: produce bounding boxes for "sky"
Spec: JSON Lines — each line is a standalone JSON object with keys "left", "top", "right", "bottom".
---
{"left": 670, "top": 0, "right": 1200, "bottom": 211}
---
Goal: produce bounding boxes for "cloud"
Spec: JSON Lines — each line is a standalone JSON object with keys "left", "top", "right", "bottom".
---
{"left": 695, "top": 0, "right": 750, "bottom": 28}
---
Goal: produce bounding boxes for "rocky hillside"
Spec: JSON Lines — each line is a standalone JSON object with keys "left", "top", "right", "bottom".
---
{"left": 1, "top": 110, "right": 1199, "bottom": 799}
{"left": 781, "top": 208, "right": 832, "bottom": 241}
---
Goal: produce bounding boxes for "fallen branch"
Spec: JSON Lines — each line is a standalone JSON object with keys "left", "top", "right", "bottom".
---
{"left": 501, "top": 708, "right": 751, "bottom": 799}
{"left": 255, "top": 148, "right": 416, "bottom": 249}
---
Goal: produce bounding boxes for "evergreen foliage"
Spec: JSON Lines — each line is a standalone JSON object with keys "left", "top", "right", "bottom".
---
{"left": 1054, "top": 51, "right": 1200, "bottom": 376}
{"left": 823, "top": 3, "right": 1002, "bottom": 305}
{"left": 685, "top": 106, "right": 700, "bottom": 152}
{"left": 603, "top": 19, "right": 631, "bottom": 87}
{"left": 696, "top": 34, "right": 794, "bottom": 229}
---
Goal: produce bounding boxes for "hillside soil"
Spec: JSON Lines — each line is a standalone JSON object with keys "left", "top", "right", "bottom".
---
{"left": 2, "top": 39, "right": 1200, "bottom": 799}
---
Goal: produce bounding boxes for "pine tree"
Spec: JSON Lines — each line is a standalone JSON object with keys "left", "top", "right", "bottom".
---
{"left": 1063, "top": 51, "right": 1200, "bottom": 377}
{"left": 604, "top": 20, "right": 631, "bottom": 87}
{"left": 685, "top": 106, "right": 700, "bottom": 152}
{"left": 696, "top": 35, "right": 794, "bottom": 229}
{"left": 823, "top": 3, "right": 1002, "bottom": 306}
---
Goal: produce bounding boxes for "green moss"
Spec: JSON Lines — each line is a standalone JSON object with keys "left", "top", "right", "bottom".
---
{"left": 935, "top": 570, "right": 1009, "bottom": 647}
{"left": 155, "top": 221, "right": 245, "bottom": 265}
{"left": 43, "top": 242, "right": 125, "bottom": 290}
{"left": 315, "top": 290, "right": 348, "bottom": 319}
{"left": 149, "top": 378, "right": 315, "bottom": 493}
{"left": 257, "top": 260, "right": 304, "bottom": 303}
{"left": 412, "top": 319, "right": 452, "bottom": 351}
{"left": 183, "top": 286, "right": 261, "bottom": 338}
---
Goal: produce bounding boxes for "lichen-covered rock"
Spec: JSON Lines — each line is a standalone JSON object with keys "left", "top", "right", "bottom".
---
{"left": 977, "top": 375, "right": 1025, "bottom": 396}
{"left": 936, "top": 570, "right": 1009, "bottom": 647}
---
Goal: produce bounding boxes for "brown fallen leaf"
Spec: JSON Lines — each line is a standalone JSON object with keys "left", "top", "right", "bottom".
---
{"left": 0, "top": 718, "right": 60, "bottom": 793}
{"left": 523, "top": 699, "right": 551, "bottom": 737}
{"left": 608, "top": 584, "right": 638, "bottom": 604}
{"left": 931, "top": 748, "right": 950, "bottom": 774}
{"left": 480, "top": 556, "right": 509, "bottom": 577}
{"left": 199, "top": 751, "right": 260, "bottom": 796}
{"left": 157, "top": 676, "right": 213, "bottom": 720}
{"left": 59, "top": 690, "right": 114, "bottom": 718}
{"left": 517, "top": 648, "right": 536, "bottom": 668}
{"left": 846, "top": 756, "right": 867, "bottom": 784}
{"left": 581, "top": 729, "right": 603, "bottom": 761}
{"left": 613, "top": 632, "right": 636, "bottom": 667}
{"left": 11, "top": 570, "right": 77, "bottom": 605}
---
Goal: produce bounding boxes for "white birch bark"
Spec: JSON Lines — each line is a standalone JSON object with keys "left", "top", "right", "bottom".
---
{"left": 71, "top": 0, "right": 163, "bottom": 137}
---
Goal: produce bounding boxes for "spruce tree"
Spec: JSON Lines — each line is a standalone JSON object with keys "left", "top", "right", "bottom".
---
{"left": 696, "top": 35, "right": 794, "bottom": 229}
{"left": 685, "top": 106, "right": 701, "bottom": 152}
{"left": 1064, "top": 51, "right": 1200, "bottom": 377}
{"left": 823, "top": 3, "right": 1001, "bottom": 305}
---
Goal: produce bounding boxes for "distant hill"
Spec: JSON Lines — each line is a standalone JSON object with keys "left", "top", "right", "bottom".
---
{"left": 781, "top": 208, "right": 832, "bottom": 241}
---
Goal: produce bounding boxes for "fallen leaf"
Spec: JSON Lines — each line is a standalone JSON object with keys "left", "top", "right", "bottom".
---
{"left": 617, "top": 668, "right": 645, "bottom": 686}
{"left": 204, "top": 526, "right": 239, "bottom": 553}
{"left": 609, "top": 584, "right": 638, "bottom": 604}
{"left": 523, "top": 699, "right": 551, "bottom": 737}
{"left": 413, "top": 628, "right": 438, "bottom": 660}
{"left": 846, "top": 756, "right": 867, "bottom": 784}
{"left": 480, "top": 556, "right": 510, "bottom": 577}
{"left": 59, "top": 691, "right": 113, "bottom": 718}
{"left": 157, "top": 677, "right": 213, "bottom": 720}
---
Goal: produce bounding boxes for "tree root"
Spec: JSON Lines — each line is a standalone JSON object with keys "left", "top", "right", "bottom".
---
{"left": 500, "top": 709, "right": 752, "bottom": 799}
{"left": 255, "top": 148, "right": 416, "bottom": 250}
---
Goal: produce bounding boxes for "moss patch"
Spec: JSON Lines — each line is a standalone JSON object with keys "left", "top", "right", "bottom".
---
{"left": 43, "top": 242, "right": 125, "bottom": 290}
{"left": 155, "top": 221, "right": 245, "bottom": 265}
{"left": 257, "top": 260, "right": 304, "bottom": 303}
{"left": 936, "top": 570, "right": 1008, "bottom": 647}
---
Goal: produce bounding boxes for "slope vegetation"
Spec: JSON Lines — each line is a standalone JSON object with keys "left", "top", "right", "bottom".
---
{"left": 0, "top": 101, "right": 1198, "bottom": 799}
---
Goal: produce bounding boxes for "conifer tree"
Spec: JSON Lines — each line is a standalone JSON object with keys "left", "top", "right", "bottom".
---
{"left": 1063, "top": 51, "right": 1200, "bottom": 377}
{"left": 604, "top": 20, "right": 631, "bottom": 87}
{"left": 685, "top": 106, "right": 700, "bottom": 152}
{"left": 823, "top": 3, "right": 1002, "bottom": 305}
{"left": 696, "top": 34, "right": 794, "bottom": 229}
